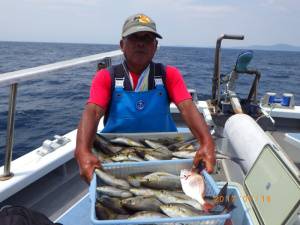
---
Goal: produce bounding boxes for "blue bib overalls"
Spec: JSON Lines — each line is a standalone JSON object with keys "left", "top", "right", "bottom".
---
{"left": 101, "top": 63, "right": 177, "bottom": 133}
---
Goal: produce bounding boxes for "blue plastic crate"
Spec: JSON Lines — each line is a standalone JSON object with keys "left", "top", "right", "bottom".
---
{"left": 89, "top": 160, "right": 231, "bottom": 225}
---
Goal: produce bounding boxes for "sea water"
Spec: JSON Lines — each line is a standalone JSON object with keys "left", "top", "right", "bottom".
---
{"left": 0, "top": 41, "right": 299, "bottom": 165}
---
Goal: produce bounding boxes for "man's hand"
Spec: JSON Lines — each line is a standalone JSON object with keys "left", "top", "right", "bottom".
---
{"left": 193, "top": 145, "right": 216, "bottom": 173}
{"left": 75, "top": 103, "right": 105, "bottom": 183}
{"left": 177, "top": 99, "right": 216, "bottom": 173}
{"left": 75, "top": 150, "right": 101, "bottom": 183}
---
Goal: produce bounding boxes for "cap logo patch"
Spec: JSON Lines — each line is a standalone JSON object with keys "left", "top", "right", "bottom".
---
{"left": 135, "top": 15, "right": 151, "bottom": 24}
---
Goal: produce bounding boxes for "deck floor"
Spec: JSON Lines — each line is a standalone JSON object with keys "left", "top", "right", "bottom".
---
{"left": 56, "top": 194, "right": 92, "bottom": 225}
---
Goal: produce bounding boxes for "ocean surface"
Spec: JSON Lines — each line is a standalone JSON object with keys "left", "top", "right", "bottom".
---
{"left": 0, "top": 41, "right": 300, "bottom": 165}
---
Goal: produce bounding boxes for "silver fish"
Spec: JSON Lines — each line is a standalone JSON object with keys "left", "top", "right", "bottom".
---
{"left": 171, "top": 157, "right": 181, "bottom": 160}
{"left": 135, "top": 147, "right": 172, "bottom": 160}
{"left": 92, "top": 147, "right": 107, "bottom": 161}
{"left": 101, "top": 158, "right": 113, "bottom": 163}
{"left": 141, "top": 172, "right": 181, "bottom": 190}
{"left": 154, "top": 190, "right": 203, "bottom": 210}
{"left": 95, "top": 202, "right": 116, "bottom": 220}
{"left": 121, "top": 196, "right": 162, "bottom": 212}
{"left": 93, "top": 134, "right": 123, "bottom": 155}
{"left": 129, "top": 188, "right": 156, "bottom": 197}
{"left": 95, "top": 168, "right": 130, "bottom": 190}
{"left": 118, "top": 147, "right": 136, "bottom": 154}
{"left": 127, "top": 173, "right": 148, "bottom": 187}
{"left": 167, "top": 137, "right": 198, "bottom": 151}
{"left": 144, "top": 139, "right": 170, "bottom": 152}
{"left": 110, "top": 152, "right": 144, "bottom": 162}
{"left": 144, "top": 154, "right": 161, "bottom": 161}
{"left": 160, "top": 203, "right": 201, "bottom": 217}
{"left": 172, "top": 150, "right": 245, "bottom": 163}
{"left": 155, "top": 136, "right": 183, "bottom": 146}
{"left": 172, "top": 150, "right": 196, "bottom": 159}
{"left": 115, "top": 214, "right": 130, "bottom": 219}
{"left": 110, "top": 137, "right": 144, "bottom": 147}
{"left": 128, "top": 211, "right": 168, "bottom": 220}
{"left": 96, "top": 186, "right": 133, "bottom": 198}
{"left": 97, "top": 195, "right": 128, "bottom": 214}
{"left": 178, "top": 143, "right": 196, "bottom": 151}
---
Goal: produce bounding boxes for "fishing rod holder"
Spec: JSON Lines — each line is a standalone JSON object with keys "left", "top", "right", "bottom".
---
{"left": 211, "top": 34, "right": 244, "bottom": 107}
{"left": 97, "top": 57, "right": 112, "bottom": 70}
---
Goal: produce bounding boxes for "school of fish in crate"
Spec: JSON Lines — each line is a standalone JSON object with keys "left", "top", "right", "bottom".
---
{"left": 92, "top": 134, "right": 244, "bottom": 163}
{"left": 95, "top": 168, "right": 233, "bottom": 221}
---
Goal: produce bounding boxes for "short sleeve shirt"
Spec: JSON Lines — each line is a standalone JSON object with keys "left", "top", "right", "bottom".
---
{"left": 87, "top": 65, "right": 192, "bottom": 110}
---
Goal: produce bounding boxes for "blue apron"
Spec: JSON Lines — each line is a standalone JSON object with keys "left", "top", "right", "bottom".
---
{"left": 101, "top": 69, "right": 177, "bottom": 133}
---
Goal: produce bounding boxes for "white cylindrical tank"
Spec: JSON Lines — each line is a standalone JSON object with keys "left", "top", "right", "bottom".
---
{"left": 224, "top": 114, "right": 277, "bottom": 173}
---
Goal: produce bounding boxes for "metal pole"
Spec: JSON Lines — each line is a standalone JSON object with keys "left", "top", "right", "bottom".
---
{"left": 0, "top": 83, "right": 18, "bottom": 180}
{"left": 97, "top": 57, "right": 112, "bottom": 70}
{"left": 211, "top": 34, "right": 244, "bottom": 105}
{"left": 103, "top": 57, "right": 112, "bottom": 68}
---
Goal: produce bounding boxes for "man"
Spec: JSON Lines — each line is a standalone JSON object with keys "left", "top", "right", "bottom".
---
{"left": 75, "top": 13, "right": 215, "bottom": 183}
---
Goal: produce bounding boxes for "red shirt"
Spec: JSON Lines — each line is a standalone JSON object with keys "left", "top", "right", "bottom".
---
{"left": 87, "top": 65, "right": 192, "bottom": 110}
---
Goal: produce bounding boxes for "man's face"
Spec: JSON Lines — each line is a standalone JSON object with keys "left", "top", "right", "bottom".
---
{"left": 120, "top": 31, "right": 158, "bottom": 70}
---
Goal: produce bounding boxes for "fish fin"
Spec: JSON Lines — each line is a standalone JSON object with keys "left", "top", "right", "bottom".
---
{"left": 216, "top": 183, "right": 236, "bottom": 213}
{"left": 203, "top": 202, "right": 215, "bottom": 213}
{"left": 224, "top": 195, "right": 236, "bottom": 212}
{"left": 217, "top": 182, "right": 228, "bottom": 206}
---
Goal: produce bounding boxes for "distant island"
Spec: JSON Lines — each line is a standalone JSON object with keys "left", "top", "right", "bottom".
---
{"left": 236, "top": 44, "right": 300, "bottom": 52}
{"left": 166, "top": 43, "right": 300, "bottom": 52}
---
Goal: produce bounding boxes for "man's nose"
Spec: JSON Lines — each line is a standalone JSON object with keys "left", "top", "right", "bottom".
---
{"left": 136, "top": 40, "right": 145, "bottom": 47}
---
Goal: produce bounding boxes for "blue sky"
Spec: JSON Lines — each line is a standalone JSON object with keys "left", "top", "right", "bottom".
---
{"left": 0, "top": 0, "right": 299, "bottom": 47}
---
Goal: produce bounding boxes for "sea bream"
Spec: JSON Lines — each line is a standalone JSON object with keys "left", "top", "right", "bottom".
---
{"left": 180, "top": 169, "right": 234, "bottom": 213}
{"left": 180, "top": 169, "right": 206, "bottom": 205}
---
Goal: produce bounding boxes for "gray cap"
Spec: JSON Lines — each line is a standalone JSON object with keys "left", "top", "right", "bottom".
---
{"left": 122, "top": 13, "right": 162, "bottom": 39}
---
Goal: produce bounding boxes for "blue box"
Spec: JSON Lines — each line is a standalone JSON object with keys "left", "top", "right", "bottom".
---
{"left": 89, "top": 160, "right": 231, "bottom": 225}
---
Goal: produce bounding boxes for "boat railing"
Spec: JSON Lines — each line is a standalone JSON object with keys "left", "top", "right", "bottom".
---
{"left": 0, "top": 49, "right": 123, "bottom": 180}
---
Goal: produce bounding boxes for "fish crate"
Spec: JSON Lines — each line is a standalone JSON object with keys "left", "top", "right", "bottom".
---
{"left": 218, "top": 182, "right": 256, "bottom": 225}
{"left": 89, "top": 160, "right": 231, "bottom": 225}
{"left": 94, "top": 131, "right": 198, "bottom": 167}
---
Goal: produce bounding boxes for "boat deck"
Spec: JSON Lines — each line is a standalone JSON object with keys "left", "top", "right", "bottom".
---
{"left": 56, "top": 194, "right": 92, "bottom": 225}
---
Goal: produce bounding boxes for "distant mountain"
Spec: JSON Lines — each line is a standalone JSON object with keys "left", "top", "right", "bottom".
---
{"left": 245, "top": 44, "right": 300, "bottom": 52}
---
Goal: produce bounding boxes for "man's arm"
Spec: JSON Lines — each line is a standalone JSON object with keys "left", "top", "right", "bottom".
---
{"left": 75, "top": 103, "right": 105, "bottom": 183}
{"left": 177, "top": 99, "right": 216, "bottom": 173}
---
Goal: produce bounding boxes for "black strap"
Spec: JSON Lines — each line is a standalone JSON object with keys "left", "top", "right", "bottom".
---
{"left": 108, "top": 62, "right": 132, "bottom": 91}
{"left": 108, "top": 61, "right": 166, "bottom": 92}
